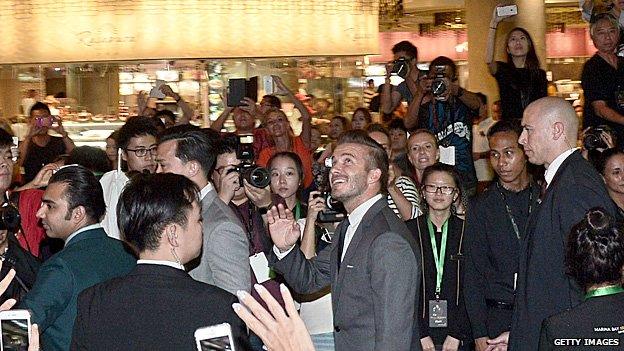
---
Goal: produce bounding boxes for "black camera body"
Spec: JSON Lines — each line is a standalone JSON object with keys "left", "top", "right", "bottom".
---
{"left": 583, "top": 125, "right": 613, "bottom": 151}
{"left": 231, "top": 135, "right": 270, "bottom": 189}
{"left": 390, "top": 57, "right": 410, "bottom": 79}
{"left": 314, "top": 192, "right": 346, "bottom": 223}
{"left": 431, "top": 65, "right": 449, "bottom": 99}
{"left": 0, "top": 203, "right": 20, "bottom": 231}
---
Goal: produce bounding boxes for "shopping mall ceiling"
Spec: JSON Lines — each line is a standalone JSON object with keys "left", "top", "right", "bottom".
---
{"left": 380, "top": 0, "right": 587, "bottom": 32}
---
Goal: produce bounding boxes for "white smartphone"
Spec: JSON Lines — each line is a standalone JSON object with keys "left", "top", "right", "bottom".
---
{"left": 10, "top": 137, "right": 18, "bottom": 162}
{"left": 194, "top": 323, "right": 236, "bottom": 351}
{"left": 496, "top": 4, "right": 518, "bottom": 17}
{"left": 0, "top": 309, "right": 31, "bottom": 350}
{"left": 263, "top": 76, "right": 275, "bottom": 95}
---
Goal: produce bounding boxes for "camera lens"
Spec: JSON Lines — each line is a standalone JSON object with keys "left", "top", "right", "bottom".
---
{"left": 432, "top": 79, "right": 447, "bottom": 96}
{"left": 243, "top": 166, "right": 270, "bottom": 188}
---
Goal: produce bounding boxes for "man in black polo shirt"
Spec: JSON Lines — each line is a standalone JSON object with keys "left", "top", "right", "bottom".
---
{"left": 463, "top": 120, "right": 540, "bottom": 351}
{"left": 581, "top": 13, "right": 624, "bottom": 142}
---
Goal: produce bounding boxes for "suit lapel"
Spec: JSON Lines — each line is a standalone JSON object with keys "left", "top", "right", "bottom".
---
{"left": 333, "top": 199, "right": 386, "bottom": 306}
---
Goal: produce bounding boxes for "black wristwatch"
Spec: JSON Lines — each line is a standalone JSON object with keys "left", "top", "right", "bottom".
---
{"left": 258, "top": 203, "right": 272, "bottom": 215}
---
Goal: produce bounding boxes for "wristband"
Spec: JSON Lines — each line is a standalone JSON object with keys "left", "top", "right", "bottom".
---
{"left": 258, "top": 202, "right": 273, "bottom": 215}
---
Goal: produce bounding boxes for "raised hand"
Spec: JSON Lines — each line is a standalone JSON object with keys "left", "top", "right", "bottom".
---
{"left": 267, "top": 204, "right": 300, "bottom": 252}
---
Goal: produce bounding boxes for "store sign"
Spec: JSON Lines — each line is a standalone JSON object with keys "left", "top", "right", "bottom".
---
{"left": 0, "top": 0, "right": 379, "bottom": 63}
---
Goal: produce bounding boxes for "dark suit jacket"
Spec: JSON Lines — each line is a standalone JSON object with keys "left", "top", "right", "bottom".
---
{"left": 270, "top": 197, "right": 423, "bottom": 351}
{"left": 509, "top": 151, "right": 619, "bottom": 351}
{"left": 19, "top": 227, "right": 136, "bottom": 351}
{"left": 70, "top": 263, "right": 247, "bottom": 351}
{"left": 538, "top": 291, "right": 624, "bottom": 350}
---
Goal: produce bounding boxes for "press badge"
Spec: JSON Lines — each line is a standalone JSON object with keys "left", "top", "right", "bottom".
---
{"left": 249, "top": 252, "right": 271, "bottom": 283}
{"left": 429, "top": 299, "right": 448, "bottom": 328}
{"left": 439, "top": 146, "right": 455, "bottom": 165}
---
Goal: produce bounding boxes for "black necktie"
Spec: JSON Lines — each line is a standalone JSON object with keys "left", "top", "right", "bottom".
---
{"left": 336, "top": 218, "right": 350, "bottom": 272}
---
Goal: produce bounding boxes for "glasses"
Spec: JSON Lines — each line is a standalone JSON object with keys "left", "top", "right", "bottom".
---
{"left": 423, "top": 185, "right": 456, "bottom": 195}
{"left": 126, "top": 146, "right": 157, "bottom": 157}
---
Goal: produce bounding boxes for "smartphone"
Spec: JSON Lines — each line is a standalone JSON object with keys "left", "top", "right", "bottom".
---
{"left": 194, "top": 323, "right": 236, "bottom": 351}
{"left": 227, "top": 77, "right": 258, "bottom": 107}
{"left": 34, "top": 115, "right": 53, "bottom": 128}
{"left": 496, "top": 4, "right": 518, "bottom": 17}
{"left": 149, "top": 79, "right": 166, "bottom": 99}
{"left": 263, "top": 76, "right": 275, "bottom": 95}
{"left": 10, "top": 137, "right": 18, "bottom": 162}
{"left": 0, "top": 310, "right": 31, "bottom": 350}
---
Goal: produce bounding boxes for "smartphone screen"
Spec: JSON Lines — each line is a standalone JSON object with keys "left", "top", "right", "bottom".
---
{"left": 1, "top": 318, "right": 29, "bottom": 349}
{"left": 198, "top": 335, "right": 233, "bottom": 351}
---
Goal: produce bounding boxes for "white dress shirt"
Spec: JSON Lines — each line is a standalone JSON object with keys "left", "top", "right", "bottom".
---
{"left": 274, "top": 194, "right": 384, "bottom": 262}
{"left": 136, "top": 259, "right": 185, "bottom": 270}
{"left": 65, "top": 223, "right": 102, "bottom": 246}
{"left": 544, "top": 148, "right": 578, "bottom": 188}
{"left": 199, "top": 182, "right": 215, "bottom": 201}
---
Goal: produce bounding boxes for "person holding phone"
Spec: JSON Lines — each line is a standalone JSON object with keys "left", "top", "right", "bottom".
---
{"left": 486, "top": 5, "right": 547, "bottom": 121}
{"left": 18, "top": 102, "right": 74, "bottom": 184}
{"left": 406, "top": 163, "right": 471, "bottom": 351}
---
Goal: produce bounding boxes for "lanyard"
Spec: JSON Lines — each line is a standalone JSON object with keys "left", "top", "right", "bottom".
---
{"left": 427, "top": 218, "right": 448, "bottom": 297}
{"left": 585, "top": 285, "right": 624, "bottom": 300}
{"left": 496, "top": 182, "right": 533, "bottom": 240}
{"left": 293, "top": 201, "right": 302, "bottom": 221}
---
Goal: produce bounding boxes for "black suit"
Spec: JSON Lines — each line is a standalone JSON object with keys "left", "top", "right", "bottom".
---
{"left": 70, "top": 263, "right": 247, "bottom": 351}
{"left": 539, "top": 291, "right": 624, "bottom": 350}
{"left": 509, "top": 151, "right": 619, "bottom": 350}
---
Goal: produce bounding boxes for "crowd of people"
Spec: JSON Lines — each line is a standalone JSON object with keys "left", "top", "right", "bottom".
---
{"left": 0, "top": 3, "right": 623, "bottom": 351}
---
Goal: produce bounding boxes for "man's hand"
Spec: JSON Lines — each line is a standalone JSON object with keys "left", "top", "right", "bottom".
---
{"left": 217, "top": 169, "right": 241, "bottom": 204}
{"left": 475, "top": 337, "right": 489, "bottom": 351}
{"left": 486, "top": 331, "right": 509, "bottom": 351}
{"left": 233, "top": 284, "right": 315, "bottom": 351}
{"left": 244, "top": 180, "right": 272, "bottom": 208}
{"left": 239, "top": 97, "right": 259, "bottom": 115}
{"left": 267, "top": 204, "right": 300, "bottom": 252}
{"left": 50, "top": 117, "right": 68, "bottom": 137}
{"left": 306, "top": 191, "right": 326, "bottom": 222}
{"left": 420, "top": 336, "right": 436, "bottom": 351}
{"left": 443, "top": 335, "right": 460, "bottom": 351}
{"left": 159, "top": 84, "right": 176, "bottom": 98}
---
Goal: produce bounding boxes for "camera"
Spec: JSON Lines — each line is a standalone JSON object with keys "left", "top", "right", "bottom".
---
{"left": 312, "top": 161, "right": 346, "bottom": 223}
{"left": 390, "top": 57, "right": 410, "bottom": 79}
{"left": 583, "top": 125, "right": 613, "bottom": 151}
{"left": 229, "top": 135, "right": 270, "bottom": 188}
{"left": 0, "top": 203, "right": 20, "bottom": 231}
{"left": 431, "top": 65, "right": 449, "bottom": 99}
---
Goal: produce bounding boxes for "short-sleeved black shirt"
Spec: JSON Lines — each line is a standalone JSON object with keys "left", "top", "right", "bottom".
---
{"left": 581, "top": 53, "right": 624, "bottom": 142}
{"left": 494, "top": 61, "right": 548, "bottom": 121}
{"left": 23, "top": 136, "right": 67, "bottom": 183}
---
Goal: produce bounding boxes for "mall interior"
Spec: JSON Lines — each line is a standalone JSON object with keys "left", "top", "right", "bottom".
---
{"left": 0, "top": 0, "right": 600, "bottom": 146}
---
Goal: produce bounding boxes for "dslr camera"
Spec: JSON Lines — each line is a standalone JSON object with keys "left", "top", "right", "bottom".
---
{"left": 583, "top": 125, "right": 614, "bottom": 151}
{"left": 390, "top": 57, "right": 410, "bottom": 79}
{"left": 0, "top": 203, "right": 20, "bottom": 231}
{"left": 431, "top": 65, "right": 450, "bottom": 100}
{"left": 312, "top": 158, "right": 346, "bottom": 223}
{"left": 227, "top": 135, "right": 270, "bottom": 188}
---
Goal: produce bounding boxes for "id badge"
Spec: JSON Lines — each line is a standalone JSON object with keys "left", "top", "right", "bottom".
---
{"left": 439, "top": 146, "right": 455, "bottom": 165}
{"left": 249, "top": 252, "right": 271, "bottom": 283}
{"left": 429, "top": 299, "right": 448, "bottom": 328}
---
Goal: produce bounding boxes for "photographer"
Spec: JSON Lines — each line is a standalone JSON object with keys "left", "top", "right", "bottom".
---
{"left": 380, "top": 41, "right": 419, "bottom": 116}
{"left": 581, "top": 125, "right": 617, "bottom": 167}
{"left": 405, "top": 56, "right": 481, "bottom": 196}
{"left": 137, "top": 83, "right": 193, "bottom": 125}
{"left": 19, "top": 102, "right": 75, "bottom": 184}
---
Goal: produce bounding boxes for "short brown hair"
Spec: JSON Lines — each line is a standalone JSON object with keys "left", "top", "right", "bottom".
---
{"left": 337, "top": 130, "right": 389, "bottom": 193}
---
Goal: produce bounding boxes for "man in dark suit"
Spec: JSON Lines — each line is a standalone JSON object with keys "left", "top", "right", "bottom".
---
{"left": 486, "top": 97, "right": 619, "bottom": 351}
{"left": 71, "top": 173, "right": 246, "bottom": 351}
{"left": 156, "top": 126, "right": 250, "bottom": 295}
{"left": 268, "top": 130, "right": 422, "bottom": 351}
{"left": 19, "top": 166, "right": 136, "bottom": 351}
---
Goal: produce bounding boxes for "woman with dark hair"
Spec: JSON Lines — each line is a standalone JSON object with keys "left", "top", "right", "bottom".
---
{"left": 328, "top": 116, "right": 350, "bottom": 141}
{"left": 406, "top": 163, "right": 471, "bottom": 351}
{"left": 351, "top": 108, "right": 372, "bottom": 130}
{"left": 486, "top": 6, "right": 547, "bottom": 121}
{"left": 597, "top": 148, "right": 624, "bottom": 213}
{"left": 539, "top": 207, "right": 624, "bottom": 349}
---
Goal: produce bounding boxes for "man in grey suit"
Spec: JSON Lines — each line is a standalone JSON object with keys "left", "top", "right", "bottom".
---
{"left": 268, "top": 130, "right": 422, "bottom": 351}
{"left": 156, "top": 126, "right": 250, "bottom": 294}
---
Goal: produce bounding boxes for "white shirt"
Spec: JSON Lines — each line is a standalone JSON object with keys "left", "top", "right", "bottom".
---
{"left": 137, "top": 259, "right": 185, "bottom": 270}
{"left": 274, "top": 194, "right": 384, "bottom": 262}
{"left": 65, "top": 223, "right": 102, "bottom": 246}
{"left": 544, "top": 148, "right": 578, "bottom": 188}
{"left": 199, "top": 183, "right": 215, "bottom": 201}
